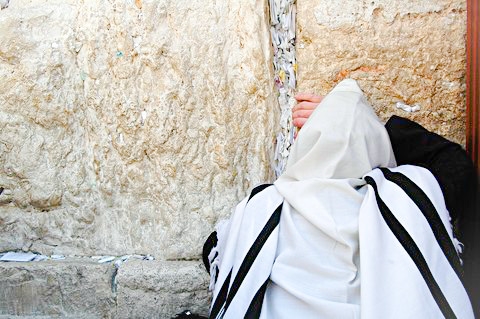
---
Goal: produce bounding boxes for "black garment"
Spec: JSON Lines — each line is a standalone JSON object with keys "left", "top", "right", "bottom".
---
{"left": 385, "top": 116, "right": 476, "bottom": 224}
{"left": 172, "top": 310, "right": 208, "bottom": 319}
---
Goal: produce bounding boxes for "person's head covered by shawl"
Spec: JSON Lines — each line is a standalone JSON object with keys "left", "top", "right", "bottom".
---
{"left": 275, "top": 76, "right": 396, "bottom": 236}
{"left": 275, "top": 79, "right": 396, "bottom": 217}
{"left": 284, "top": 78, "right": 395, "bottom": 182}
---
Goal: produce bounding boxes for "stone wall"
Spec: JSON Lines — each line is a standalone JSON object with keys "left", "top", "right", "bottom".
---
{"left": 297, "top": 0, "right": 467, "bottom": 144}
{"left": 0, "top": 0, "right": 278, "bottom": 259}
{"left": 1, "top": 0, "right": 468, "bottom": 263}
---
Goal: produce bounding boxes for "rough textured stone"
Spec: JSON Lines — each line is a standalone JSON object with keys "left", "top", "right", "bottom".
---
{"left": 297, "top": 0, "right": 467, "bottom": 145}
{"left": 115, "top": 260, "right": 210, "bottom": 318}
{"left": 0, "top": 259, "right": 210, "bottom": 318}
{"left": 0, "top": 259, "right": 115, "bottom": 318}
{"left": 0, "top": 0, "right": 278, "bottom": 258}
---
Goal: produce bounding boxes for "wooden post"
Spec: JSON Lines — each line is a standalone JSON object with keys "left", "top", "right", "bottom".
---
{"left": 465, "top": 1, "right": 480, "bottom": 315}
{"left": 466, "top": 0, "right": 479, "bottom": 176}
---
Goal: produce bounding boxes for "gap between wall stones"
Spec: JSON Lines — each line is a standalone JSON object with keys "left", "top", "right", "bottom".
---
{"left": 270, "top": 0, "right": 297, "bottom": 177}
{"left": 0, "top": 251, "right": 155, "bottom": 295}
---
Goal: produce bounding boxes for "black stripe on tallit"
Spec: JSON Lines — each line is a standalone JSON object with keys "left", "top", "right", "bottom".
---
{"left": 379, "top": 167, "right": 463, "bottom": 280}
{"left": 210, "top": 270, "right": 232, "bottom": 319}
{"left": 244, "top": 279, "right": 269, "bottom": 319}
{"left": 247, "top": 184, "right": 273, "bottom": 203}
{"left": 223, "top": 204, "right": 282, "bottom": 312}
{"left": 365, "top": 176, "right": 456, "bottom": 319}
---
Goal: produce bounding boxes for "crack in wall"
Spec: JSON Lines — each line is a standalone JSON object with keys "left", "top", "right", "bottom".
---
{"left": 270, "top": 0, "right": 297, "bottom": 177}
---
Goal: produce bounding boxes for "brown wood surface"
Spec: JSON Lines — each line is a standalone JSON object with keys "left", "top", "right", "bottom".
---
{"left": 467, "top": 0, "right": 480, "bottom": 176}
{"left": 465, "top": 3, "right": 480, "bottom": 316}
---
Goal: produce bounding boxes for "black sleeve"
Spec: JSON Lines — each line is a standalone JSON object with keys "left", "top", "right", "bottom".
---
{"left": 385, "top": 115, "right": 476, "bottom": 224}
{"left": 202, "top": 231, "right": 218, "bottom": 274}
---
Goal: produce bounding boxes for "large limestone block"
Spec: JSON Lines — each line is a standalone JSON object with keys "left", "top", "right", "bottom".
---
{"left": 0, "top": 0, "right": 278, "bottom": 258}
{"left": 297, "top": 0, "right": 466, "bottom": 144}
{"left": 115, "top": 260, "right": 210, "bottom": 318}
{"left": 0, "top": 260, "right": 115, "bottom": 318}
{"left": 0, "top": 259, "right": 210, "bottom": 318}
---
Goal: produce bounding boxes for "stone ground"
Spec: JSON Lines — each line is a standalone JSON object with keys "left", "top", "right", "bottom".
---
{"left": 0, "top": 259, "right": 210, "bottom": 318}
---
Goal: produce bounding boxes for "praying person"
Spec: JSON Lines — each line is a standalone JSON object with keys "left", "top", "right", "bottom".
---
{"left": 203, "top": 79, "right": 476, "bottom": 318}
{"left": 293, "top": 82, "right": 480, "bottom": 318}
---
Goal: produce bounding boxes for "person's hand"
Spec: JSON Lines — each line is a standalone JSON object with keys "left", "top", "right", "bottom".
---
{"left": 292, "top": 93, "right": 323, "bottom": 129}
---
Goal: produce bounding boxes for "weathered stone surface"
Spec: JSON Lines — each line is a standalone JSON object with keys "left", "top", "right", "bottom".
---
{"left": 297, "top": 0, "right": 466, "bottom": 144}
{"left": 0, "top": 259, "right": 210, "bottom": 318}
{"left": 0, "top": 259, "right": 115, "bottom": 318}
{"left": 0, "top": 0, "right": 278, "bottom": 258}
{"left": 115, "top": 260, "right": 210, "bottom": 318}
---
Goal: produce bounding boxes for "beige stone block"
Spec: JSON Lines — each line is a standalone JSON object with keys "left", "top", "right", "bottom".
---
{"left": 0, "top": 259, "right": 115, "bottom": 318}
{"left": 297, "top": 0, "right": 466, "bottom": 144}
{"left": 0, "top": 0, "right": 278, "bottom": 258}
{"left": 115, "top": 260, "right": 210, "bottom": 318}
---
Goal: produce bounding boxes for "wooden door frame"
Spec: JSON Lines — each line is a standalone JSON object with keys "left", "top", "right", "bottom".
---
{"left": 467, "top": 0, "right": 479, "bottom": 176}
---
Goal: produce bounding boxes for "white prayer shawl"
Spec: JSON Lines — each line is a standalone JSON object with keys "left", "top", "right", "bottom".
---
{"left": 209, "top": 185, "right": 284, "bottom": 319}
{"left": 210, "top": 166, "right": 473, "bottom": 319}
{"left": 208, "top": 79, "right": 473, "bottom": 318}
{"left": 360, "top": 165, "right": 474, "bottom": 318}
{"left": 267, "top": 79, "right": 396, "bottom": 318}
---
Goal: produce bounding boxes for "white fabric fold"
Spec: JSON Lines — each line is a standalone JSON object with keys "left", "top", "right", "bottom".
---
{"left": 266, "top": 79, "right": 395, "bottom": 318}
